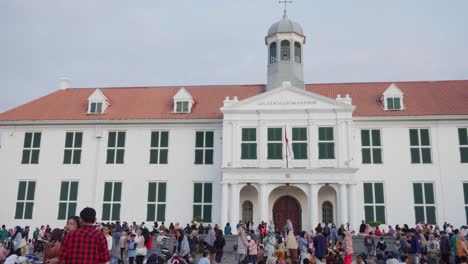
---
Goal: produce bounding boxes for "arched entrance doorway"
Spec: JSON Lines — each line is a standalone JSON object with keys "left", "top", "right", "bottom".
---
{"left": 242, "top": 200, "right": 253, "bottom": 223}
{"left": 273, "top": 195, "right": 302, "bottom": 235}
{"left": 318, "top": 185, "right": 337, "bottom": 224}
{"left": 322, "top": 201, "right": 333, "bottom": 223}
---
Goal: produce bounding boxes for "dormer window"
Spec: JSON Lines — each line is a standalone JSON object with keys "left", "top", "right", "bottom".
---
{"left": 87, "top": 89, "right": 109, "bottom": 114}
{"left": 173, "top": 87, "right": 194, "bottom": 114}
{"left": 383, "top": 83, "right": 404, "bottom": 111}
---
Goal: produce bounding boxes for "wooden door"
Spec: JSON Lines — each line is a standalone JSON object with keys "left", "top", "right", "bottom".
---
{"left": 273, "top": 195, "right": 302, "bottom": 235}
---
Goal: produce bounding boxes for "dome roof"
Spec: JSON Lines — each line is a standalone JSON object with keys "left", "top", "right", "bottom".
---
{"left": 267, "top": 12, "right": 304, "bottom": 36}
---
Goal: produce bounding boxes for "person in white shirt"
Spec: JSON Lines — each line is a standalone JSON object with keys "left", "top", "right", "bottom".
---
{"left": 198, "top": 251, "right": 211, "bottom": 264}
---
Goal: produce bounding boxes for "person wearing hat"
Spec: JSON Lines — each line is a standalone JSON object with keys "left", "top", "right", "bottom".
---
{"left": 247, "top": 235, "right": 258, "bottom": 264}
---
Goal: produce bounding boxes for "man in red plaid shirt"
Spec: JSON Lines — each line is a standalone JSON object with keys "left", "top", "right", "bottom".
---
{"left": 48, "top": 207, "right": 110, "bottom": 264}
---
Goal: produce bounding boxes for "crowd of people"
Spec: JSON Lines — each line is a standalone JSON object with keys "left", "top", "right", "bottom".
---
{"left": 1, "top": 210, "right": 467, "bottom": 264}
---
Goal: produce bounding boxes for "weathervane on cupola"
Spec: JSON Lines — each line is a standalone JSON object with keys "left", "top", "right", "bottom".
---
{"left": 266, "top": 0, "right": 306, "bottom": 91}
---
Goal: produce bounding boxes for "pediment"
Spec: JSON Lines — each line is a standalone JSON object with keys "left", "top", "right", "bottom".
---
{"left": 383, "top": 83, "right": 403, "bottom": 96}
{"left": 88, "top": 89, "right": 108, "bottom": 102}
{"left": 221, "top": 86, "right": 354, "bottom": 112}
{"left": 173, "top": 87, "right": 193, "bottom": 100}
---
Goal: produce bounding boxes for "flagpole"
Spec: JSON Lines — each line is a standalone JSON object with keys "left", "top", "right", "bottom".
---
{"left": 285, "top": 125, "right": 289, "bottom": 168}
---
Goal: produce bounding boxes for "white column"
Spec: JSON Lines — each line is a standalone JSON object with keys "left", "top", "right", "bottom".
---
{"left": 339, "top": 184, "right": 348, "bottom": 225}
{"left": 348, "top": 184, "right": 357, "bottom": 231}
{"left": 258, "top": 184, "right": 268, "bottom": 223}
{"left": 308, "top": 183, "right": 318, "bottom": 231}
{"left": 221, "top": 182, "right": 229, "bottom": 227}
{"left": 230, "top": 183, "right": 240, "bottom": 233}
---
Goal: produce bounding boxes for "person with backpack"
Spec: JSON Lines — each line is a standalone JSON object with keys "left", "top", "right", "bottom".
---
{"left": 214, "top": 230, "right": 226, "bottom": 264}
{"left": 376, "top": 237, "right": 387, "bottom": 255}
{"left": 363, "top": 232, "right": 375, "bottom": 258}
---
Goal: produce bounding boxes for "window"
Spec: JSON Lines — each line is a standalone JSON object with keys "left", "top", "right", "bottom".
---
{"left": 242, "top": 201, "right": 253, "bottom": 223}
{"left": 147, "top": 182, "right": 166, "bottom": 222}
{"left": 294, "top": 42, "right": 301, "bottom": 63}
{"left": 106, "top": 132, "right": 125, "bottom": 164}
{"left": 363, "top": 183, "right": 386, "bottom": 223}
{"left": 193, "top": 183, "right": 212, "bottom": 222}
{"left": 150, "top": 131, "right": 169, "bottom": 164}
{"left": 102, "top": 182, "right": 122, "bottom": 221}
{"left": 269, "top": 42, "right": 277, "bottom": 63}
{"left": 459, "top": 128, "right": 468, "bottom": 163}
{"left": 361, "top": 130, "right": 382, "bottom": 164}
{"left": 386, "top": 97, "right": 401, "bottom": 110}
{"left": 21, "top": 132, "right": 41, "bottom": 164}
{"left": 194, "top": 131, "right": 214, "bottom": 164}
{"left": 63, "top": 132, "right": 83, "bottom": 164}
{"left": 89, "top": 102, "right": 103, "bottom": 114}
{"left": 409, "top": 129, "right": 432, "bottom": 164}
{"left": 267, "top": 128, "right": 283, "bottom": 160}
{"left": 464, "top": 183, "right": 468, "bottom": 223}
{"left": 241, "top": 128, "right": 257, "bottom": 160}
{"left": 292, "top": 127, "right": 307, "bottom": 159}
{"left": 58, "top": 181, "right": 79, "bottom": 220}
{"left": 280, "top": 40, "right": 290, "bottom": 61}
{"left": 318, "top": 127, "right": 334, "bottom": 159}
{"left": 322, "top": 201, "right": 333, "bottom": 223}
{"left": 413, "top": 183, "right": 436, "bottom": 224}
{"left": 176, "top": 101, "right": 189, "bottom": 113}
{"left": 15, "top": 181, "right": 36, "bottom": 219}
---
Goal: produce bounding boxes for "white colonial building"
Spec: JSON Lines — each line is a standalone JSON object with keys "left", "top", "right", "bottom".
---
{"left": 1, "top": 11, "right": 468, "bottom": 232}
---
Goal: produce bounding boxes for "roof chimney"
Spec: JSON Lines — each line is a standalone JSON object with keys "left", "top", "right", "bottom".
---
{"left": 59, "top": 78, "right": 70, "bottom": 90}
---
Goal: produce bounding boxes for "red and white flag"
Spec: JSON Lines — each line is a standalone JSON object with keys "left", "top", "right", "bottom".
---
{"left": 285, "top": 125, "right": 293, "bottom": 160}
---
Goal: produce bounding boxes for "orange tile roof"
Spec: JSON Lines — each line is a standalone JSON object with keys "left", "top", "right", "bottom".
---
{"left": 1, "top": 80, "right": 468, "bottom": 121}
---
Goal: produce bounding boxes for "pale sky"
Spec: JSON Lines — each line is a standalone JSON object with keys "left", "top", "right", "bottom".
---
{"left": 1, "top": 0, "right": 468, "bottom": 112}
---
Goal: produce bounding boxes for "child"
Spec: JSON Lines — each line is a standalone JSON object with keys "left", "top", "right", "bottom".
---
{"left": 128, "top": 234, "right": 136, "bottom": 264}
{"left": 376, "top": 237, "right": 387, "bottom": 255}
{"left": 120, "top": 231, "right": 127, "bottom": 261}
{"left": 198, "top": 250, "right": 211, "bottom": 264}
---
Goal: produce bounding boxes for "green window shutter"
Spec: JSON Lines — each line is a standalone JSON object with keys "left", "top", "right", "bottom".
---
{"left": 420, "top": 129, "right": 430, "bottom": 146}
{"left": 409, "top": 129, "right": 419, "bottom": 146}
{"left": 103, "top": 182, "right": 112, "bottom": 202}
{"left": 319, "top": 127, "right": 333, "bottom": 141}
{"left": 113, "top": 182, "right": 122, "bottom": 202}
{"left": 24, "top": 133, "right": 33, "bottom": 148}
{"left": 148, "top": 183, "right": 156, "bottom": 202}
{"left": 112, "top": 203, "right": 121, "bottom": 221}
{"left": 96, "top": 103, "right": 102, "bottom": 113}
{"left": 268, "top": 128, "right": 282, "bottom": 141}
{"left": 108, "top": 132, "right": 116, "bottom": 147}
{"left": 15, "top": 202, "right": 24, "bottom": 219}
{"left": 203, "top": 205, "right": 212, "bottom": 222}
{"left": 31, "top": 150, "right": 40, "bottom": 164}
{"left": 267, "top": 143, "right": 282, "bottom": 159}
{"left": 424, "top": 183, "right": 435, "bottom": 204}
{"left": 195, "top": 150, "right": 204, "bottom": 164}
{"left": 69, "top": 182, "right": 78, "bottom": 201}
{"left": 413, "top": 183, "right": 423, "bottom": 204}
{"left": 464, "top": 183, "right": 468, "bottom": 204}
{"left": 24, "top": 202, "right": 34, "bottom": 219}
{"left": 194, "top": 183, "right": 202, "bottom": 203}
{"left": 241, "top": 143, "right": 257, "bottom": 160}
{"left": 376, "top": 206, "right": 386, "bottom": 224}
{"left": 158, "top": 183, "right": 167, "bottom": 203}
{"left": 176, "top": 102, "right": 182, "bottom": 112}
{"left": 421, "top": 148, "right": 432, "bottom": 164}
{"left": 292, "top": 143, "right": 307, "bottom": 159}
{"left": 102, "top": 203, "right": 111, "bottom": 221}
{"left": 242, "top": 128, "right": 256, "bottom": 141}
{"left": 151, "top": 132, "right": 159, "bottom": 148}
{"left": 414, "top": 206, "right": 425, "bottom": 223}
{"left": 394, "top": 98, "right": 401, "bottom": 109}
{"left": 106, "top": 149, "right": 115, "bottom": 164}
{"left": 68, "top": 203, "right": 77, "bottom": 217}
{"left": 193, "top": 205, "right": 202, "bottom": 219}
{"left": 63, "top": 150, "right": 72, "bottom": 164}
{"left": 371, "top": 130, "right": 381, "bottom": 146}
{"left": 362, "top": 149, "right": 371, "bottom": 164}
{"left": 363, "top": 183, "right": 373, "bottom": 203}
{"left": 33, "top": 133, "right": 41, "bottom": 148}
{"left": 372, "top": 149, "right": 382, "bottom": 164}
{"left": 117, "top": 132, "right": 125, "bottom": 147}
{"left": 90, "top": 102, "right": 96, "bottom": 113}
{"left": 466, "top": 207, "right": 468, "bottom": 224}
{"left": 387, "top": 98, "right": 394, "bottom": 110}
{"left": 65, "top": 132, "right": 74, "bottom": 148}
{"left": 205, "top": 149, "right": 213, "bottom": 164}
{"left": 204, "top": 183, "right": 213, "bottom": 203}
{"left": 149, "top": 149, "right": 158, "bottom": 164}
{"left": 319, "top": 143, "right": 334, "bottom": 159}
{"left": 364, "top": 205, "right": 374, "bottom": 222}
{"left": 461, "top": 148, "right": 468, "bottom": 163}
{"left": 160, "top": 132, "right": 169, "bottom": 147}
{"left": 205, "top": 132, "right": 214, "bottom": 147}
{"left": 292, "top": 128, "right": 307, "bottom": 141}
{"left": 116, "top": 149, "right": 125, "bottom": 164}
{"left": 459, "top": 128, "right": 468, "bottom": 145}
{"left": 195, "top": 132, "right": 204, "bottom": 147}
{"left": 157, "top": 204, "right": 166, "bottom": 221}
{"left": 410, "top": 148, "right": 420, "bottom": 163}
{"left": 426, "top": 206, "right": 436, "bottom": 224}
{"left": 74, "top": 132, "right": 83, "bottom": 148}
{"left": 60, "top": 182, "right": 69, "bottom": 201}
{"left": 361, "top": 130, "right": 370, "bottom": 146}
{"left": 22, "top": 150, "right": 30, "bottom": 164}
{"left": 374, "top": 183, "right": 384, "bottom": 203}
{"left": 183, "top": 102, "right": 189, "bottom": 112}
{"left": 159, "top": 149, "right": 168, "bottom": 164}
{"left": 147, "top": 204, "right": 155, "bottom": 221}
{"left": 17, "top": 181, "right": 27, "bottom": 200}
{"left": 27, "top": 181, "right": 36, "bottom": 200}
{"left": 72, "top": 150, "right": 81, "bottom": 164}
{"left": 58, "top": 202, "right": 67, "bottom": 220}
